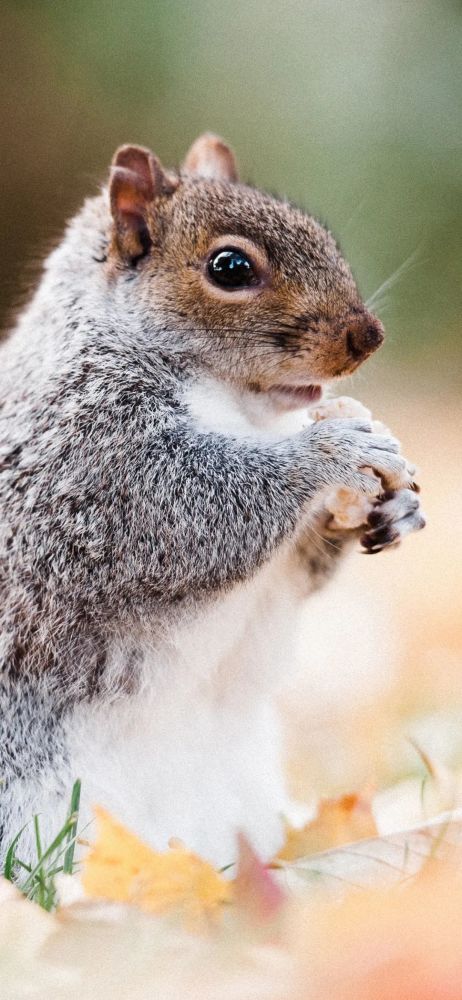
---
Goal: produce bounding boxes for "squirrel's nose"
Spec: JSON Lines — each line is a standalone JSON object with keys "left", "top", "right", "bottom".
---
{"left": 345, "top": 312, "right": 384, "bottom": 361}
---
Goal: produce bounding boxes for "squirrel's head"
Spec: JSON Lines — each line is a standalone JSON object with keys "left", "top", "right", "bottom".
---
{"left": 107, "top": 135, "right": 384, "bottom": 410}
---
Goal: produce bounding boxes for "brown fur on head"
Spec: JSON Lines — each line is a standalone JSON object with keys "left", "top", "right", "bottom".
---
{"left": 108, "top": 135, "right": 384, "bottom": 398}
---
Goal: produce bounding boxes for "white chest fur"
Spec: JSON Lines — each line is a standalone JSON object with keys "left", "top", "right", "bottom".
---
{"left": 73, "top": 526, "right": 307, "bottom": 866}
{"left": 183, "top": 374, "right": 312, "bottom": 441}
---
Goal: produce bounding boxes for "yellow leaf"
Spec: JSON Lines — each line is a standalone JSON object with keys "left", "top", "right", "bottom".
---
{"left": 276, "top": 792, "right": 378, "bottom": 862}
{"left": 82, "top": 807, "right": 232, "bottom": 924}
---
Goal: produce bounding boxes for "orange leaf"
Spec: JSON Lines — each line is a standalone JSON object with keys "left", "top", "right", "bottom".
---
{"left": 82, "top": 807, "right": 232, "bottom": 925}
{"left": 276, "top": 792, "right": 378, "bottom": 862}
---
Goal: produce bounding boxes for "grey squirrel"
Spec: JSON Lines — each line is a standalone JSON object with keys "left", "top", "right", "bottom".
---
{"left": 0, "top": 134, "right": 424, "bottom": 865}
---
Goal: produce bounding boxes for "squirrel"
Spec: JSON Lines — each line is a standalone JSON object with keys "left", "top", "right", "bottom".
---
{"left": 0, "top": 133, "right": 425, "bottom": 867}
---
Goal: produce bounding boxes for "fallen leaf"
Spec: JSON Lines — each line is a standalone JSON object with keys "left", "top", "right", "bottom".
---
{"left": 276, "top": 808, "right": 462, "bottom": 895}
{"left": 276, "top": 792, "right": 377, "bottom": 862}
{"left": 234, "top": 833, "right": 286, "bottom": 923}
{"left": 82, "top": 807, "right": 232, "bottom": 925}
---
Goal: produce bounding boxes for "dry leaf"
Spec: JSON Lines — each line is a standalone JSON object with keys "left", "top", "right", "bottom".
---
{"left": 277, "top": 792, "right": 377, "bottom": 862}
{"left": 276, "top": 808, "right": 462, "bottom": 896}
{"left": 82, "top": 807, "right": 232, "bottom": 924}
{"left": 234, "top": 833, "right": 286, "bottom": 923}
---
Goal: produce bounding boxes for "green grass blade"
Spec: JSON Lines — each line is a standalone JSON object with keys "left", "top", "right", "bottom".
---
{"left": 3, "top": 824, "right": 28, "bottom": 882}
{"left": 33, "top": 815, "right": 42, "bottom": 862}
{"left": 5, "top": 780, "right": 83, "bottom": 911}
{"left": 15, "top": 860, "right": 32, "bottom": 874}
{"left": 63, "top": 779, "right": 81, "bottom": 875}
{"left": 22, "top": 816, "right": 75, "bottom": 893}
{"left": 32, "top": 814, "right": 47, "bottom": 908}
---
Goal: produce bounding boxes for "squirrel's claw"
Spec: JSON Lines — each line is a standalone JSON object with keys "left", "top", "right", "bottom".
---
{"left": 360, "top": 488, "right": 426, "bottom": 554}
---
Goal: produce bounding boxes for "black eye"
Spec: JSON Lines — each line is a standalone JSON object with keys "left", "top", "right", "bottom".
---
{"left": 207, "top": 248, "right": 257, "bottom": 289}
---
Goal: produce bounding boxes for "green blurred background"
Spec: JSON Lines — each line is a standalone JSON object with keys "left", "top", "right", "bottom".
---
{"left": 1, "top": 0, "right": 461, "bottom": 374}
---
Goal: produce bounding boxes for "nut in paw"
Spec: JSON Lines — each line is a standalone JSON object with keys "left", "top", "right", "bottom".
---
{"left": 324, "top": 486, "right": 374, "bottom": 530}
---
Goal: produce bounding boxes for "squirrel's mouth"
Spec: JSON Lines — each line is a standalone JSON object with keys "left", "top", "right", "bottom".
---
{"left": 268, "top": 383, "right": 323, "bottom": 411}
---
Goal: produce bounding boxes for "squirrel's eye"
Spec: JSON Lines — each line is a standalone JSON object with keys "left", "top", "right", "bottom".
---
{"left": 207, "top": 248, "right": 257, "bottom": 289}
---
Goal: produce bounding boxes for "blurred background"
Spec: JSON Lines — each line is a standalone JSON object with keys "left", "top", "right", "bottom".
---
{"left": 1, "top": 0, "right": 461, "bottom": 823}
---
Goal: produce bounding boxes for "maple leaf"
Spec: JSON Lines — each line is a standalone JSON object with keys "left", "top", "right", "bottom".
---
{"left": 276, "top": 792, "right": 377, "bottom": 862}
{"left": 234, "top": 833, "right": 286, "bottom": 923}
{"left": 82, "top": 807, "right": 232, "bottom": 925}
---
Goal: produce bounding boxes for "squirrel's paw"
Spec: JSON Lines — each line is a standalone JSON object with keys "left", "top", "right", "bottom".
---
{"left": 311, "top": 396, "right": 411, "bottom": 492}
{"left": 310, "top": 395, "right": 391, "bottom": 435}
{"left": 312, "top": 395, "right": 423, "bottom": 537}
{"left": 310, "top": 395, "right": 371, "bottom": 423}
{"left": 360, "top": 488, "right": 426, "bottom": 554}
{"left": 316, "top": 418, "right": 414, "bottom": 496}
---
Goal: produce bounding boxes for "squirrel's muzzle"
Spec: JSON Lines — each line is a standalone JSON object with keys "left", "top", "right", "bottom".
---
{"left": 345, "top": 311, "right": 384, "bottom": 362}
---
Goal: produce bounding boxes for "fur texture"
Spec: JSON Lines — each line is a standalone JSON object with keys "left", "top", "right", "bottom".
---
{"left": 0, "top": 136, "right": 423, "bottom": 865}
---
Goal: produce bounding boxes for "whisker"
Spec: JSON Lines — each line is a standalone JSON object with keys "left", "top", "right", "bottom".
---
{"left": 161, "top": 318, "right": 315, "bottom": 337}
{"left": 226, "top": 352, "right": 306, "bottom": 375}
{"left": 365, "top": 247, "right": 423, "bottom": 311}
{"left": 200, "top": 348, "right": 311, "bottom": 379}
{"left": 341, "top": 193, "right": 371, "bottom": 235}
{"left": 205, "top": 324, "right": 306, "bottom": 339}
{"left": 162, "top": 328, "right": 308, "bottom": 347}
{"left": 304, "top": 521, "right": 343, "bottom": 555}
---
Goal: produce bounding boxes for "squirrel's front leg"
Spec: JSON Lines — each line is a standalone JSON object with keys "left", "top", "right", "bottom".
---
{"left": 107, "top": 409, "right": 411, "bottom": 604}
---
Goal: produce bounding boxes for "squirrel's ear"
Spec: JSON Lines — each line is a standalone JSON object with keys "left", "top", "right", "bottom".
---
{"left": 109, "top": 144, "right": 178, "bottom": 262}
{"left": 182, "top": 133, "right": 238, "bottom": 182}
